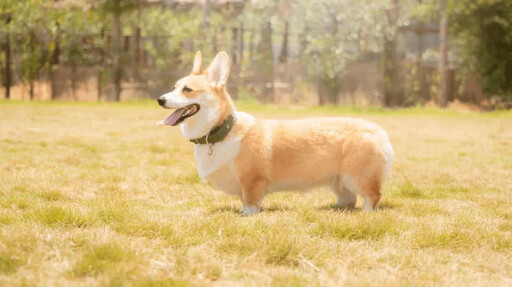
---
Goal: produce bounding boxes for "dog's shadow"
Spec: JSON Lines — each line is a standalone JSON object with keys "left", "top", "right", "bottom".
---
{"left": 318, "top": 201, "right": 397, "bottom": 212}
{"left": 209, "top": 205, "right": 239, "bottom": 214}
{"left": 318, "top": 204, "right": 358, "bottom": 212}
{"left": 209, "top": 201, "right": 396, "bottom": 215}
{"left": 209, "top": 205, "right": 292, "bottom": 215}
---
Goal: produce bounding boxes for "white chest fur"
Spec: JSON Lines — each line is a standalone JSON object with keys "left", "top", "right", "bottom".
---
{"left": 193, "top": 135, "right": 241, "bottom": 179}
{"left": 192, "top": 112, "right": 255, "bottom": 194}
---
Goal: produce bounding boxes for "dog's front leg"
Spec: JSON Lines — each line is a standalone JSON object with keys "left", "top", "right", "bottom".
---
{"left": 240, "top": 178, "right": 267, "bottom": 216}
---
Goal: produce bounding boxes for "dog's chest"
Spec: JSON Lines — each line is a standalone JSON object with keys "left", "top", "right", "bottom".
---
{"left": 193, "top": 136, "right": 241, "bottom": 195}
{"left": 204, "top": 161, "right": 241, "bottom": 196}
{"left": 192, "top": 111, "right": 255, "bottom": 195}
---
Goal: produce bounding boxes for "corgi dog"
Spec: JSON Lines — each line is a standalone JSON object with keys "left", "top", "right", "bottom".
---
{"left": 158, "top": 51, "right": 393, "bottom": 215}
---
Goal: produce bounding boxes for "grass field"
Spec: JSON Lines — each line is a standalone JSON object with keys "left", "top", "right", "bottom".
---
{"left": 1, "top": 100, "right": 511, "bottom": 286}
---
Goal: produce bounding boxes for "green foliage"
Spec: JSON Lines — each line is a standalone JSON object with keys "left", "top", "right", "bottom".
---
{"left": 130, "top": 8, "right": 201, "bottom": 71}
{"left": 449, "top": 0, "right": 512, "bottom": 99}
{"left": 2, "top": 0, "right": 512, "bottom": 103}
{"left": 292, "top": 0, "right": 389, "bottom": 103}
{"left": 0, "top": 0, "right": 103, "bottom": 91}
{"left": 56, "top": 8, "right": 106, "bottom": 66}
{"left": 299, "top": 1, "right": 385, "bottom": 77}
{"left": 97, "top": 0, "right": 142, "bottom": 14}
{"left": 1, "top": 0, "right": 50, "bottom": 89}
{"left": 410, "top": 0, "right": 439, "bottom": 23}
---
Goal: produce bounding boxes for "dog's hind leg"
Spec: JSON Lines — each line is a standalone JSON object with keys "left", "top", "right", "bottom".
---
{"left": 340, "top": 174, "right": 381, "bottom": 211}
{"left": 333, "top": 176, "right": 357, "bottom": 209}
{"left": 357, "top": 179, "right": 382, "bottom": 211}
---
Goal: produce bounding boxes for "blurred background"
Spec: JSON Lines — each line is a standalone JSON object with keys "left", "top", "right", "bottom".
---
{"left": 0, "top": 0, "right": 511, "bottom": 109}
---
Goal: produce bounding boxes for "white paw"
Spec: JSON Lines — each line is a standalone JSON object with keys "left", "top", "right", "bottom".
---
{"left": 362, "top": 206, "right": 373, "bottom": 212}
{"left": 336, "top": 197, "right": 356, "bottom": 209}
{"left": 362, "top": 201, "right": 374, "bottom": 212}
{"left": 241, "top": 206, "right": 260, "bottom": 216}
{"left": 336, "top": 202, "right": 356, "bottom": 209}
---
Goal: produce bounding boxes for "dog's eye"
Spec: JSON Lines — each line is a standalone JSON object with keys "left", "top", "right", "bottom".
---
{"left": 182, "top": 86, "right": 193, "bottom": 93}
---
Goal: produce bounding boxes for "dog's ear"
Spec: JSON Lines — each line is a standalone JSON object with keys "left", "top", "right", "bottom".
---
{"left": 206, "top": 51, "right": 230, "bottom": 90}
{"left": 191, "top": 51, "right": 203, "bottom": 75}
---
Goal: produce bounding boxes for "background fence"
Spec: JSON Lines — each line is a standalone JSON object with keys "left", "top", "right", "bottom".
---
{"left": 1, "top": 0, "right": 510, "bottom": 107}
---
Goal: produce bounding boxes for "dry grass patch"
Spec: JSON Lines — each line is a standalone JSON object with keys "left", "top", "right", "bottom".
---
{"left": 1, "top": 100, "right": 511, "bottom": 286}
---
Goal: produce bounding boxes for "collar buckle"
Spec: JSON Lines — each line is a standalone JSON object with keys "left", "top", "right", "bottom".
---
{"left": 208, "top": 143, "right": 213, "bottom": 156}
{"left": 206, "top": 133, "right": 213, "bottom": 156}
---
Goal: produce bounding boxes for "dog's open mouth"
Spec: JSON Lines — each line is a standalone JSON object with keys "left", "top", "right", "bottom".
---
{"left": 161, "top": 104, "right": 200, "bottom": 126}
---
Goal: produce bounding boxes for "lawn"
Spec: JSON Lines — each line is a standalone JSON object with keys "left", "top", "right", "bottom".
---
{"left": 0, "top": 100, "right": 511, "bottom": 286}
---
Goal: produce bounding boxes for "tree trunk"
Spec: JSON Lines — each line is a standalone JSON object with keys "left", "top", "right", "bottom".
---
{"left": 299, "top": 24, "right": 308, "bottom": 58}
{"left": 279, "top": 21, "right": 289, "bottom": 63}
{"left": 202, "top": 0, "right": 211, "bottom": 28}
{"left": 415, "top": 0, "right": 427, "bottom": 101}
{"left": 50, "top": 32, "right": 60, "bottom": 100}
{"left": 231, "top": 27, "right": 238, "bottom": 64}
{"left": 111, "top": 11, "right": 122, "bottom": 101}
{"left": 438, "top": 0, "right": 449, "bottom": 107}
{"left": 318, "top": 78, "right": 341, "bottom": 105}
{"left": 382, "top": 0, "right": 400, "bottom": 107}
{"left": 98, "top": 27, "right": 106, "bottom": 101}
{"left": 417, "top": 19, "right": 426, "bottom": 101}
{"left": 249, "top": 26, "right": 254, "bottom": 63}
{"left": 49, "top": 67, "right": 55, "bottom": 100}
{"left": 29, "top": 32, "right": 35, "bottom": 101}
{"left": 239, "top": 22, "right": 244, "bottom": 64}
{"left": 258, "top": 22, "right": 274, "bottom": 103}
{"left": 383, "top": 39, "right": 397, "bottom": 106}
{"left": 2, "top": 14, "right": 12, "bottom": 99}
{"left": 135, "top": 5, "right": 141, "bottom": 79}
{"left": 212, "top": 27, "right": 218, "bottom": 54}
{"left": 30, "top": 82, "right": 34, "bottom": 100}
{"left": 71, "top": 64, "right": 77, "bottom": 101}
{"left": 317, "top": 80, "right": 330, "bottom": 105}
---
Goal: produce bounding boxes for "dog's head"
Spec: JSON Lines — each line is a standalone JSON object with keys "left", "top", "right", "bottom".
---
{"left": 157, "top": 51, "right": 235, "bottom": 139}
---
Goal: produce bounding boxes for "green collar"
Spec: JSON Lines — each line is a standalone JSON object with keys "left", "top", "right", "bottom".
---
{"left": 190, "top": 114, "right": 235, "bottom": 145}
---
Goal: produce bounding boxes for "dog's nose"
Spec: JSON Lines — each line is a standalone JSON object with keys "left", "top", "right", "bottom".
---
{"left": 157, "top": 96, "right": 166, "bottom": 106}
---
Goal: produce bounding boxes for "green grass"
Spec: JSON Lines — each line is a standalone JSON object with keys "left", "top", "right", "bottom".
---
{"left": 0, "top": 100, "right": 511, "bottom": 286}
{"left": 73, "top": 243, "right": 138, "bottom": 276}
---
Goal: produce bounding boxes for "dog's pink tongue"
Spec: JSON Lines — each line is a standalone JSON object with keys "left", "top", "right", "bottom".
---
{"left": 163, "top": 107, "right": 186, "bottom": 126}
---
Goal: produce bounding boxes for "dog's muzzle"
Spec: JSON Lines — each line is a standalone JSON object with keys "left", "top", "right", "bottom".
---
{"left": 157, "top": 96, "right": 166, "bottom": 106}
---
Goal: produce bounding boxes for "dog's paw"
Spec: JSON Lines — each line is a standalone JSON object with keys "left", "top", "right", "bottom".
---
{"left": 241, "top": 206, "right": 260, "bottom": 216}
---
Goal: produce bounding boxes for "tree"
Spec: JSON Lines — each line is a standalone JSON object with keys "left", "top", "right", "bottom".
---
{"left": 438, "top": 0, "right": 448, "bottom": 107}
{"left": 254, "top": 21, "right": 273, "bottom": 103}
{"left": 4, "top": 0, "right": 55, "bottom": 100}
{"left": 128, "top": 6, "right": 203, "bottom": 86}
{"left": 449, "top": 0, "right": 512, "bottom": 100}
{"left": 1, "top": 11, "right": 12, "bottom": 99}
{"left": 93, "top": 0, "right": 141, "bottom": 101}
{"left": 383, "top": 0, "right": 401, "bottom": 107}
{"left": 241, "top": 0, "right": 277, "bottom": 103}
{"left": 294, "top": 0, "right": 389, "bottom": 105}
{"left": 277, "top": 1, "right": 292, "bottom": 64}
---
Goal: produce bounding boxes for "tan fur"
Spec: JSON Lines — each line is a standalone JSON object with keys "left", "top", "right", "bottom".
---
{"left": 161, "top": 51, "right": 393, "bottom": 214}
{"left": 235, "top": 118, "right": 389, "bottom": 210}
